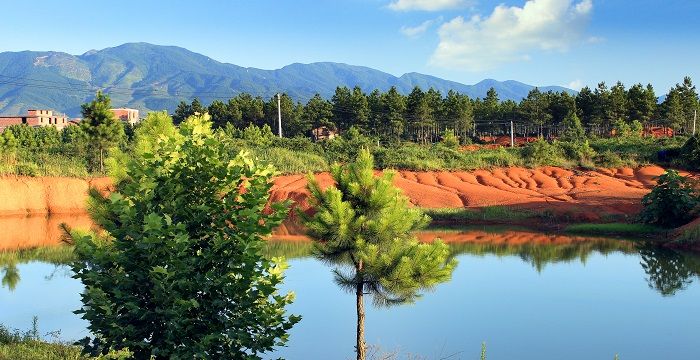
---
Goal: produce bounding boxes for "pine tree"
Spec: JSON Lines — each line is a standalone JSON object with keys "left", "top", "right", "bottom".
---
{"left": 302, "top": 149, "right": 456, "bottom": 360}
{"left": 80, "top": 91, "right": 124, "bottom": 172}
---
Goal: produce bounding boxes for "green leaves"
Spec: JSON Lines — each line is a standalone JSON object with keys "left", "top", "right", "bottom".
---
{"left": 303, "top": 148, "right": 456, "bottom": 304}
{"left": 71, "top": 113, "right": 298, "bottom": 359}
{"left": 640, "top": 169, "right": 699, "bottom": 228}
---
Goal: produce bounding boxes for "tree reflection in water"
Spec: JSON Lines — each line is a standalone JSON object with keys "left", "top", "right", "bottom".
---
{"left": 639, "top": 245, "right": 700, "bottom": 296}
{"left": 2, "top": 233, "right": 700, "bottom": 298}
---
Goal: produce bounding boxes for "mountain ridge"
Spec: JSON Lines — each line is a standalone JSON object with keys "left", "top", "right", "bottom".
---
{"left": 0, "top": 42, "right": 575, "bottom": 117}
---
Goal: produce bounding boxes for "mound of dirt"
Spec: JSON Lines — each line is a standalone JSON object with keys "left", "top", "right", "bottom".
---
{"left": 271, "top": 166, "right": 669, "bottom": 222}
{"left": 0, "top": 176, "right": 111, "bottom": 216}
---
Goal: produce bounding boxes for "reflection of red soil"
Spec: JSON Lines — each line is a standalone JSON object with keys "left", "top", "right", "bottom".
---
{"left": 271, "top": 166, "right": 671, "bottom": 222}
{"left": 271, "top": 226, "right": 624, "bottom": 247}
{"left": 0, "top": 176, "right": 111, "bottom": 216}
{"left": 0, "top": 214, "right": 94, "bottom": 251}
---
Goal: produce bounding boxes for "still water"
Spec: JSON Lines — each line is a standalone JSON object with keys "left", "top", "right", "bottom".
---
{"left": 1, "top": 217, "right": 700, "bottom": 359}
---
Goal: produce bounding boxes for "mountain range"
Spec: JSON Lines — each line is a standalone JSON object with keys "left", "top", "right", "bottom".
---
{"left": 0, "top": 43, "right": 575, "bottom": 117}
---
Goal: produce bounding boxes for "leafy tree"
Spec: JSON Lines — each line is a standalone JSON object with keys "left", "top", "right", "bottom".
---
{"left": 609, "top": 81, "right": 628, "bottom": 123}
{"left": 639, "top": 245, "right": 695, "bottom": 296}
{"left": 627, "top": 83, "right": 657, "bottom": 123}
{"left": 442, "top": 90, "right": 473, "bottom": 142}
{"left": 381, "top": 86, "right": 407, "bottom": 140}
{"left": 80, "top": 91, "right": 125, "bottom": 172}
{"left": 173, "top": 98, "right": 205, "bottom": 125}
{"left": 575, "top": 86, "right": 596, "bottom": 127}
{"left": 304, "top": 93, "right": 335, "bottom": 130}
{"left": 519, "top": 88, "right": 552, "bottom": 136}
{"left": 592, "top": 82, "right": 612, "bottom": 127}
{"left": 302, "top": 149, "right": 456, "bottom": 360}
{"left": 69, "top": 113, "right": 299, "bottom": 358}
{"left": 264, "top": 93, "right": 308, "bottom": 137}
{"left": 560, "top": 111, "right": 585, "bottom": 141}
{"left": 439, "top": 129, "right": 460, "bottom": 149}
{"left": 662, "top": 89, "right": 686, "bottom": 130}
{"left": 208, "top": 99, "right": 242, "bottom": 129}
{"left": 640, "top": 169, "right": 699, "bottom": 227}
{"left": 406, "top": 86, "right": 433, "bottom": 143}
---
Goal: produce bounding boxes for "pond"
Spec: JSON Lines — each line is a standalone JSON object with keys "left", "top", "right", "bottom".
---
{"left": 1, "top": 216, "right": 700, "bottom": 359}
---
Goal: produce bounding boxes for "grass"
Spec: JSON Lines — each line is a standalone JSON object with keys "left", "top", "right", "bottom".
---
{"left": 424, "top": 206, "right": 537, "bottom": 223}
{"left": 564, "top": 223, "right": 664, "bottom": 237}
{"left": 0, "top": 153, "right": 90, "bottom": 178}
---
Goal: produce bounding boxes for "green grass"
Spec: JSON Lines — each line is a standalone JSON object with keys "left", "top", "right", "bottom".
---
{"left": 564, "top": 223, "right": 664, "bottom": 237}
{"left": 424, "top": 206, "right": 537, "bottom": 223}
{"left": 0, "top": 153, "right": 90, "bottom": 178}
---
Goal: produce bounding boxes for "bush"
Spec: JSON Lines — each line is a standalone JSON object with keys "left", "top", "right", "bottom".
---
{"left": 559, "top": 140, "right": 597, "bottom": 165}
{"left": 678, "top": 135, "right": 700, "bottom": 170}
{"left": 596, "top": 150, "right": 625, "bottom": 168}
{"left": 522, "top": 139, "right": 566, "bottom": 166}
{"left": 439, "top": 129, "right": 460, "bottom": 149}
{"left": 640, "top": 169, "right": 700, "bottom": 228}
{"left": 69, "top": 114, "right": 299, "bottom": 358}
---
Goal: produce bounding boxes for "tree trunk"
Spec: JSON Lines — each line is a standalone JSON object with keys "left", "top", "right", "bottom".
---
{"left": 99, "top": 148, "right": 104, "bottom": 173}
{"left": 356, "top": 263, "right": 366, "bottom": 360}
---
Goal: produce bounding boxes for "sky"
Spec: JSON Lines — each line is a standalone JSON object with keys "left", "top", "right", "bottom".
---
{"left": 1, "top": 0, "right": 698, "bottom": 93}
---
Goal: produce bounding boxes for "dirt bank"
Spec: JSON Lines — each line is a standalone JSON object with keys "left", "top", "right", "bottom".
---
{"left": 271, "top": 166, "right": 670, "bottom": 221}
{"left": 0, "top": 214, "right": 94, "bottom": 251}
{"left": 0, "top": 166, "right": 670, "bottom": 220}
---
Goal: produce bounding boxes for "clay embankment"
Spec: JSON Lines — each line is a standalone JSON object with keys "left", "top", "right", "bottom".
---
{"left": 0, "top": 176, "right": 111, "bottom": 216}
{"left": 270, "top": 166, "right": 669, "bottom": 221}
{"left": 0, "top": 166, "right": 668, "bottom": 220}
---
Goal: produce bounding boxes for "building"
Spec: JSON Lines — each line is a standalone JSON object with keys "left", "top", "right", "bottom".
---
{"left": 311, "top": 126, "right": 338, "bottom": 141}
{"left": 110, "top": 108, "right": 140, "bottom": 125}
{"left": 0, "top": 109, "right": 69, "bottom": 132}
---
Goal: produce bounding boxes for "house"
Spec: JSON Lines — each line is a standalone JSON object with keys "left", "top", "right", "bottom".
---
{"left": 0, "top": 109, "right": 69, "bottom": 132}
{"left": 110, "top": 108, "right": 140, "bottom": 125}
{"left": 311, "top": 126, "right": 338, "bottom": 141}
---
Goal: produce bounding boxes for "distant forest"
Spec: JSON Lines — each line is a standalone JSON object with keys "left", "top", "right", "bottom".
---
{"left": 172, "top": 76, "right": 699, "bottom": 141}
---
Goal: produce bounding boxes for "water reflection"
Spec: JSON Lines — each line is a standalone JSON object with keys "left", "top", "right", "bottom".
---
{"left": 2, "top": 216, "right": 700, "bottom": 298}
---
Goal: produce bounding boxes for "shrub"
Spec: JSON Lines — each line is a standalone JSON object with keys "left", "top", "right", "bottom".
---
{"left": 559, "top": 140, "right": 597, "bottom": 165}
{"left": 69, "top": 114, "right": 299, "bottom": 358}
{"left": 640, "top": 169, "right": 700, "bottom": 228}
{"left": 597, "top": 150, "right": 625, "bottom": 168}
{"left": 678, "top": 135, "right": 700, "bottom": 170}
{"left": 522, "top": 139, "right": 566, "bottom": 166}
{"left": 560, "top": 112, "right": 585, "bottom": 141}
{"left": 439, "top": 129, "right": 460, "bottom": 149}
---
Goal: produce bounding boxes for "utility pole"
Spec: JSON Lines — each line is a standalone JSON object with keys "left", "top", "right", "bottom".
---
{"left": 510, "top": 120, "right": 514, "bottom": 147}
{"left": 694, "top": 109, "right": 697, "bottom": 136}
{"left": 277, "top": 93, "right": 282, "bottom": 138}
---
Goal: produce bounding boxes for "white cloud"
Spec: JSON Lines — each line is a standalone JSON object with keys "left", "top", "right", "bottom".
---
{"left": 388, "top": 0, "right": 470, "bottom": 12}
{"left": 430, "top": 0, "right": 594, "bottom": 71}
{"left": 566, "top": 79, "right": 584, "bottom": 90}
{"left": 400, "top": 17, "right": 443, "bottom": 37}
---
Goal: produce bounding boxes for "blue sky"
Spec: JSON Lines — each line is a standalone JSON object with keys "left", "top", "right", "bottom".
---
{"left": 1, "top": 0, "right": 698, "bottom": 94}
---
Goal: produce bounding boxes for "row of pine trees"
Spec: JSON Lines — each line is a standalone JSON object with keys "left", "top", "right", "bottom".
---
{"left": 172, "top": 76, "right": 699, "bottom": 139}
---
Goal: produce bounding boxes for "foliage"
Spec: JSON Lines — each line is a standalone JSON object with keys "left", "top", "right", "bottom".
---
{"left": 560, "top": 111, "right": 585, "bottom": 141}
{"left": 439, "top": 129, "right": 460, "bottom": 149}
{"left": 69, "top": 114, "right": 299, "bottom": 358}
{"left": 564, "top": 223, "right": 663, "bottom": 237}
{"left": 79, "top": 91, "right": 125, "bottom": 172}
{"left": 522, "top": 138, "right": 566, "bottom": 166}
{"left": 640, "top": 170, "right": 700, "bottom": 228}
{"left": 301, "top": 149, "right": 456, "bottom": 360}
{"left": 678, "top": 135, "right": 700, "bottom": 170}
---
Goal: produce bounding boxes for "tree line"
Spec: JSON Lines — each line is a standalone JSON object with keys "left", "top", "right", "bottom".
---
{"left": 172, "top": 76, "right": 699, "bottom": 141}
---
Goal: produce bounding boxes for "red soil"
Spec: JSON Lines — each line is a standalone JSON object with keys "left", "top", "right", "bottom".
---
{"left": 0, "top": 166, "right": 672, "bottom": 222}
{"left": 271, "top": 166, "right": 670, "bottom": 222}
{"left": 0, "top": 176, "right": 111, "bottom": 216}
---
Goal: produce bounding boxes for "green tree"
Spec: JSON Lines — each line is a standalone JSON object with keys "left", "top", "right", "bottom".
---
{"left": 406, "top": 86, "right": 434, "bottom": 143}
{"left": 640, "top": 169, "right": 699, "bottom": 227}
{"left": 69, "top": 113, "right": 299, "bottom": 359}
{"left": 609, "top": 81, "right": 628, "bottom": 123}
{"left": 627, "top": 83, "right": 657, "bottom": 124}
{"left": 173, "top": 98, "right": 205, "bottom": 125}
{"left": 208, "top": 99, "right": 243, "bottom": 129}
{"left": 80, "top": 91, "right": 125, "bottom": 172}
{"left": 304, "top": 93, "right": 335, "bottom": 130}
{"left": 519, "top": 88, "right": 552, "bottom": 137}
{"left": 575, "top": 86, "right": 596, "bottom": 127}
{"left": 662, "top": 89, "right": 686, "bottom": 130}
{"left": 443, "top": 90, "right": 473, "bottom": 142}
{"left": 561, "top": 111, "right": 585, "bottom": 141}
{"left": 301, "top": 149, "right": 456, "bottom": 360}
{"left": 381, "top": 87, "right": 407, "bottom": 141}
